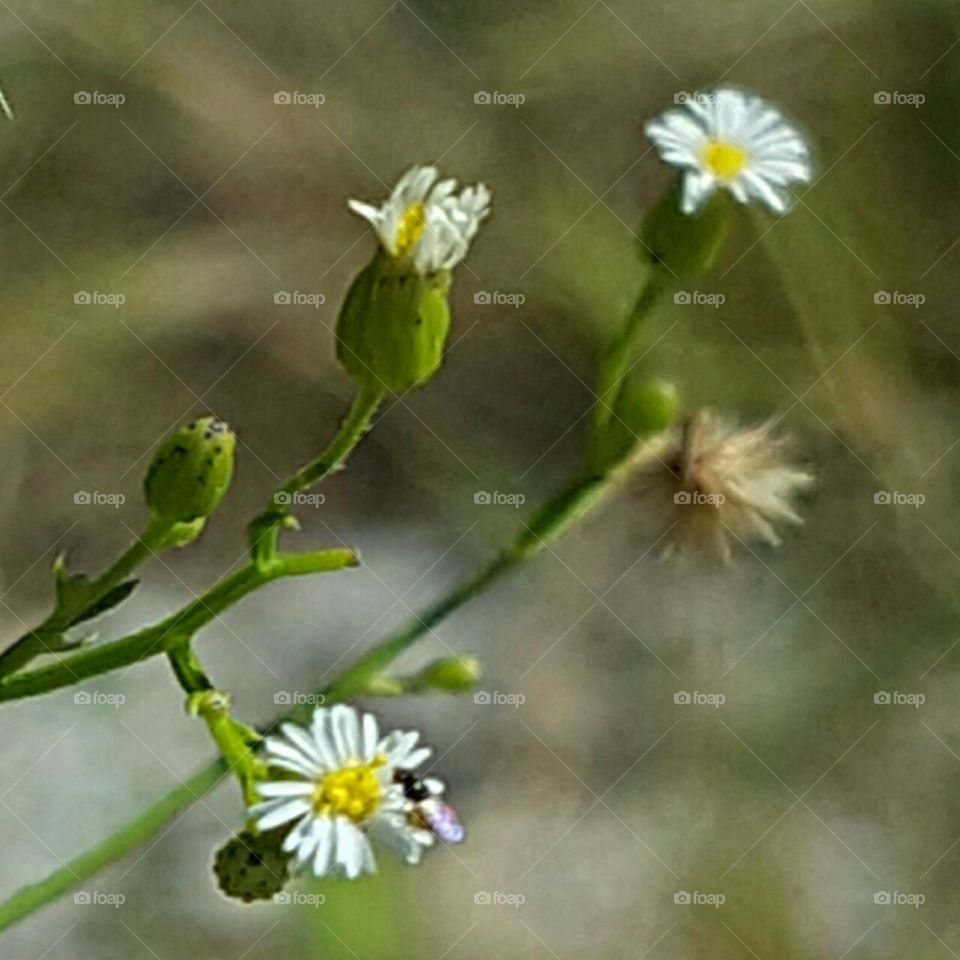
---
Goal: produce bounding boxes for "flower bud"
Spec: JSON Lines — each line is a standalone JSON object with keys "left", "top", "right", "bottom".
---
{"left": 595, "top": 378, "right": 679, "bottom": 468}
{"left": 143, "top": 417, "right": 236, "bottom": 526}
{"left": 640, "top": 185, "right": 729, "bottom": 279}
{"left": 413, "top": 654, "right": 482, "bottom": 693}
{"left": 213, "top": 828, "right": 290, "bottom": 903}
{"left": 336, "top": 253, "right": 451, "bottom": 392}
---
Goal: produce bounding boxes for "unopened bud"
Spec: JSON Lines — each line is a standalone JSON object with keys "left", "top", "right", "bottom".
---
{"left": 213, "top": 828, "right": 290, "bottom": 903}
{"left": 144, "top": 417, "right": 236, "bottom": 526}
{"left": 414, "top": 654, "right": 482, "bottom": 693}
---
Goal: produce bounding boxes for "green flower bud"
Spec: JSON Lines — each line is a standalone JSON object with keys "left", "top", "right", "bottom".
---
{"left": 413, "top": 654, "right": 482, "bottom": 693}
{"left": 213, "top": 828, "right": 290, "bottom": 903}
{"left": 596, "top": 378, "right": 679, "bottom": 468}
{"left": 640, "top": 185, "right": 730, "bottom": 279}
{"left": 337, "top": 252, "right": 451, "bottom": 392}
{"left": 143, "top": 417, "right": 236, "bottom": 525}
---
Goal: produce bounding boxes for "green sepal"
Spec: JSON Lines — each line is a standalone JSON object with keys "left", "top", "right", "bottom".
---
{"left": 143, "top": 417, "right": 236, "bottom": 525}
{"left": 640, "top": 185, "right": 730, "bottom": 279}
{"left": 337, "top": 252, "right": 452, "bottom": 392}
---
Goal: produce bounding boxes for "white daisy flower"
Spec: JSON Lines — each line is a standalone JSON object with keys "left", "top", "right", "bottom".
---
{"left": 645, "top": 88, "right": 811, "bottom": 215}
{"left": 249, "top": 705, "right": 452, "bottom": 880}
{"left": 348, "top": 165, "right": 491, "bottom": 274}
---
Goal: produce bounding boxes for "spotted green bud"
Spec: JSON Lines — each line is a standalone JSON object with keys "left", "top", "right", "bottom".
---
{"left": 143, "top": 417, "right": 235, "bottom": 526}
{"left": 597, "top": 378, "right": 679, "bottom": 468}
{"left": 414, "top": 654, "right": 482, "bottom": 693}
{"left": 337, "top": 252, "right": 451, "bottom": 392}
{"left": 640, "top": 185, "right": 730, "bottom": 279}
{"left": 213, "top": 828, "right": 290, "bottom": 903}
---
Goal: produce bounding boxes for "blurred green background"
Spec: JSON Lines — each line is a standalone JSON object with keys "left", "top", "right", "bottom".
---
{"left": 3, "top": 0, "right": 960, "bottom": 957}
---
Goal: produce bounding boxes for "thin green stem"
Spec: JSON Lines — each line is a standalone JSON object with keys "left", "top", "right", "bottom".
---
{"left": 250, "top": 382, "right": 383, "bottom": 564}
{"left": 0, "top": 449, "right": 650, "bottom": 932}
{"left": 589, "top": 269, "right": 669, "bottom": 465}
{"left": 0, "top": 548, "right": 358, "bottom": 702}
{"left": 0, "top": 760, "right": 227, "bottom": 933}
{"left": 0, "top": 521, "right": 170, "bottom": 681}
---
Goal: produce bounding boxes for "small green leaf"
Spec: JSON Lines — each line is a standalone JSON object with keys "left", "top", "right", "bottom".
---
{"left": 67, "top": 579, "right": 139, "bottom": 627}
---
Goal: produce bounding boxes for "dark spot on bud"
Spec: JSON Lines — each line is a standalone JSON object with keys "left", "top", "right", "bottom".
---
{"left": 173, "top": 444, "right": 188, "bottom": 456}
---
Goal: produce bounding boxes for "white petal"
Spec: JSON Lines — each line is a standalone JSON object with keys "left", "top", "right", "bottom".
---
{"left": 254, "top": 780, "right": 314, "bottom": 799}
{"left": 330, "top": 704, "right": 361, "bottom": 760}
{"left": 362, "top": 712, "right": 380, "bottom": 762}
{"left": 262, "top": 737, "right": 322, "bottom": 777}
{"left": 280, "top": 722, "right": 328, "bottom": 770}
{"left": 312, "top": 818, "right": 334, "bottom": 877}
{"left": 251, "top": 798, "right": 311, "bottom": 831}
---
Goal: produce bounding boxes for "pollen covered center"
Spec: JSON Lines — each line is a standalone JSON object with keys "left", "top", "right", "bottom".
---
{"left": 312, "top": 758, "right": 384, "bottom": 822}
{"left": 701, "top": 140, "right": 749, "bottom": 180}
{"left": 393, "top": 202, "right": 426, "bottom": 257}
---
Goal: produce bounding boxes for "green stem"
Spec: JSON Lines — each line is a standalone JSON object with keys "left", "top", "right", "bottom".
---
{"left": 589, "top": 269, "right": 669, "bottom": 465}
{"left": 0, "top": 520, "right": 169, "bottom": 681}
{"left": 0, "top": 451, "right": 649, "bottom": 932}
{"left": 0, "top": 760, "right": 227, "bottom": 933}
{"left": 0, "top": 548, "right": 358, "bottom": 702}
{"left": 250, "top": 383, "right": 383, "bottom": 564}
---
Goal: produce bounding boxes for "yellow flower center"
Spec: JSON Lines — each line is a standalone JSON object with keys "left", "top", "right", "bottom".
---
{"left": 392, "top": 202, "right": 426, "bottom": 258}
{"left": 311, "top": 757, "right": 384, "bottom": 822}
{"left": 701, "top": 140, "right": 749, "bottom": 181}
